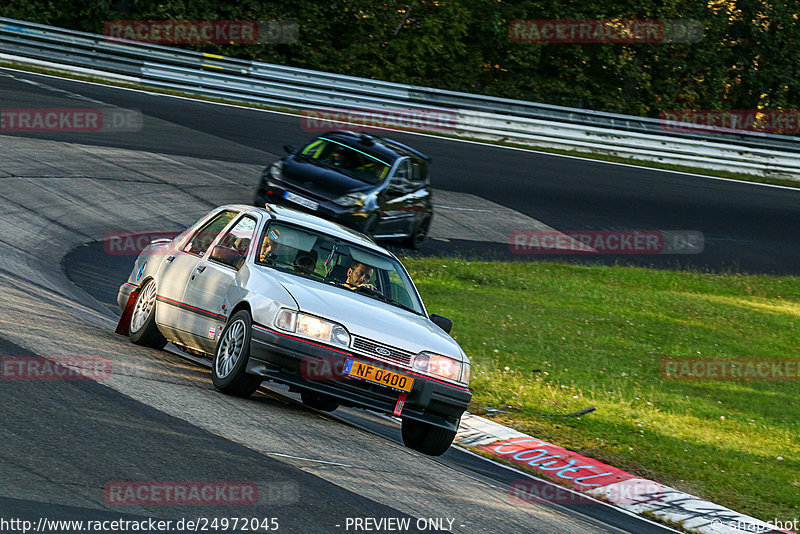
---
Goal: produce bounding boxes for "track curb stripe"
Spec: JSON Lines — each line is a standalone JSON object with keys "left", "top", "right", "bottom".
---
{"left": 455, "top": 414, "right": 794, "bottom": 534}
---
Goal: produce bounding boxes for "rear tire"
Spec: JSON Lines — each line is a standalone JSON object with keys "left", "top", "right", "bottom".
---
{"left": 301, "top": 391, "right": 340, "bottom": 412}
{"left": 212, "top": 310, "right": 262, "bottom": 398}
{"left": 401, "top": 418, "right": 456, "bottom": 456}
{"left": 129, "top": 279, "right": 167, "bottom": 349}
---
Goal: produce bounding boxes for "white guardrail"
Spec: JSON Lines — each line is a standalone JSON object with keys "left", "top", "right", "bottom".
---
{"left": 2, "top": 17, "right": 800, "bottom": 179}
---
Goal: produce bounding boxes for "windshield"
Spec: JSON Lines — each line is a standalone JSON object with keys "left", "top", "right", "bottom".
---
{"left": 256, "top": 222, "right": 424, "bottom": 314}
{"left": 299, "top": 137, "right": 391, "bottom": 185}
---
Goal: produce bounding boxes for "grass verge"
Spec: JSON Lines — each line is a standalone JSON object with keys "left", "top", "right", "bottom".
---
{"left": 1, "top": 59, "right": 799, "bottom": 189}
{"left": 401, "top": 257, "right": 800, "bottom": 521}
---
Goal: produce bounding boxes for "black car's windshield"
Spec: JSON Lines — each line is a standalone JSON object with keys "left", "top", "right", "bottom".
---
{"left": 299, "top": 137, "right": 391, "bottom": 185}
{"left": 256, "top": 222, "right": 424, "bottom": 314}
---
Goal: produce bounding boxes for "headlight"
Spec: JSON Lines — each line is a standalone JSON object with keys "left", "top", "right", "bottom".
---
{"left": 412, "top": 352, "right": 464, "bottom": 383}
{"left": 269, "top": 161, "right": 283, "bottom": 180}
{"left": 333, "top": 192, "right": 367, "bottom": 207}
{"left": 273, "top": 309, "right": 350, "bottom": 348}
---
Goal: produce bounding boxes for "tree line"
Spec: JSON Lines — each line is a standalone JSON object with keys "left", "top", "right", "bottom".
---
{"left": 2, "top": 0, "right": 796, "bottom": 117}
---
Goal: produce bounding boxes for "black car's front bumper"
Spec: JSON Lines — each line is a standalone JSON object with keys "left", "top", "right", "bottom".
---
{"left": 247, "top": 323, "right": 471, "bottom": 431}
{"left": 253, "top": 182, "right": 370, "bottom": 231}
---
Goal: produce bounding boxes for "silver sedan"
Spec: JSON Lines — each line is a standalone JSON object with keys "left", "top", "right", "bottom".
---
{"left": 117, "top": 204, "right": 471, "bottom": 455}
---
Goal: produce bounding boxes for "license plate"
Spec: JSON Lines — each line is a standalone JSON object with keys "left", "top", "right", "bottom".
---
{"left": 283, "top": 191, "right": 319, "bottom": 211}
{"left": 343, "top": 359, "right": 414, "bottom": 392}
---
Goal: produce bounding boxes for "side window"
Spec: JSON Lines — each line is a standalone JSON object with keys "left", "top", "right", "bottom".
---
{"left": 391, "top": 160, "right": 412, "bottom": 188}
{"left": 410, "top": 158, "right": 427, "bottom": 184}
{"left": 183, "top": 211, "right": 237, "bottom": 257}
{"left": 217, "top": 216, "right": 257, "bottom": 255}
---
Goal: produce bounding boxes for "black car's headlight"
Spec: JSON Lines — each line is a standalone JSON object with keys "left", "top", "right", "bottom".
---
{"left": 333, "top": 192, "right": 367, "bottom": 208}
{"left": 269, "top": 161, "right": 283, "bottom": 180}
{"left": 274, "top": 309, "right": 351, "bottom": 348}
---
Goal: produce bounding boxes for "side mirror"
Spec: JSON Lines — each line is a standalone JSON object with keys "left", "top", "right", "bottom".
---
{"left": 210, "top": 245, "right": 246, "bottom": 270}
{"left": 429, "top": 314, "right": 453, "bottom": 334}
{"left": 283, "top": 144, "right": 296, "bottom": 155}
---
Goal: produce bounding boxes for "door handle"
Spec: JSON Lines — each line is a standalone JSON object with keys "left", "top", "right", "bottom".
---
{"left": 196, "top": 265, "right": 206, "bottom": 273}
{"left": 166, "top": 256, "right": 175, "bottom": 263}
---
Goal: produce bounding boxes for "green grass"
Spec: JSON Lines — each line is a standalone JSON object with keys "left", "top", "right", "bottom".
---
{"left": 2, "top": 58, "right": 799, "bottom": 189}
{"left": 401, "top": 257, "right": 800, "bottom": 521}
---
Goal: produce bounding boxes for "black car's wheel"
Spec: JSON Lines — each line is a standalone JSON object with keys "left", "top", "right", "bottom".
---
{"left": 212, "top": 310, "right": 262, "bottom": 398}
{"left": 300, "top": 391, "right": 340, "bottom": 412}
{"left": 401, "top": 418, "right": 456, "bottom": 456}
{"left": 129, "top": 279, "right": 168, "bottom": 349}
{"left": 405, "top": 214, "right": 431, "bottom": 249}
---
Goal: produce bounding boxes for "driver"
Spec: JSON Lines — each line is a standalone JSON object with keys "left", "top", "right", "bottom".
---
{"left": 343, "top": 261, "right": 376, "bottom": 290}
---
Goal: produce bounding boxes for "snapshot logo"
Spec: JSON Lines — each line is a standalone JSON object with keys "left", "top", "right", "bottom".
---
{"left": 509, "top": 479, "right": 663, "bottom": 505}
{"left": 509, "top": 19, "right": 703, "bottom": 44}
{"left": 508, "top": 230, "right": 704, "bottom": 255}
{"left": 301, "top": 107, "right": 457, "bottom": 134}
{"left": 103, "top": 20, "right": 298, "bottom": 45}
{"left": 661, "top": 110, "right": 800, "bottom": 135}
{"left": 1, "top": 356, "right": 112, "bottom": 381}
{"left": 104, "top": 481, "right": 258, "bottom": 505}
{"left": 661, "top": 358, "right": 800, "bottom": 381}
{"left": 0, "top": 108, "right": 143, "bottom": 133}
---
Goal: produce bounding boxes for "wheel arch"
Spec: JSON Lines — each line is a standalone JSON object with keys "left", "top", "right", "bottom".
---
{"left": 228, "top": 301, "right": 252, "bottom": 322}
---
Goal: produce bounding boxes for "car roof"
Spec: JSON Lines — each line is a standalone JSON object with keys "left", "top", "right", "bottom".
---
{"left": 316, "top": 131, "right": 431, "bottom": 164}
{"left": 225, "top": 203, "right": 393, "bottom": 255}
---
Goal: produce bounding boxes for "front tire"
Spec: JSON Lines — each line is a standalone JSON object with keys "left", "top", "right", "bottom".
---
{"left": 212, "top": 310, "right": 262, "bottom": 398}
{"left": 405, "top": 214, "right": 431, "bottom": 249}
{"left": 401, "top": 418, "right": 456, "bottom": 456}
{"left": 129, "top": 279, "right": 167, "bottom": 349}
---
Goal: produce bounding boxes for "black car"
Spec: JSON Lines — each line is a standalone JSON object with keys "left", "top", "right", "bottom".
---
{"left": 253, "top": 131, "right": 433, "bottom": 248}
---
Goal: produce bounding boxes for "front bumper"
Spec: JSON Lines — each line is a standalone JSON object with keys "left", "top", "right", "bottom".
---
{"left": 117, "top": 282, "right": 136, "bottom": 313}
{"left": 253, "top": 182, "right": 370, "bottom": 231}
{"left": 247, "top": 323, "right": 471, "bottom": 431}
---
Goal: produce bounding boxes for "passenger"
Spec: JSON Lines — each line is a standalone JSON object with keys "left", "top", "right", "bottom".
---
{"left": 294, "top": 250, "right": 318, "bottom": 273}
{"left": 259, "top": 234, "right": 274, "bottom": 262}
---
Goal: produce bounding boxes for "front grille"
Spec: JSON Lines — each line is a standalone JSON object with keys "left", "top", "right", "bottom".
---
{"left": 351, "top": 336, "right": 414, "bottom": 368}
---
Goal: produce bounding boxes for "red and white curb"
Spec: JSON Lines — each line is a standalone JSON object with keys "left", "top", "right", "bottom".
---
{"left": 455, "top": 414, "right": 794, "bottom": 534}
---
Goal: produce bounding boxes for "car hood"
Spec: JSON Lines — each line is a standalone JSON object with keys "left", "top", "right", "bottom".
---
{"left": 270, "top": 270, "right": 464, "bottom": 360}
{"left": 281, "top": 156, "right": 375, "bottom": 198}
